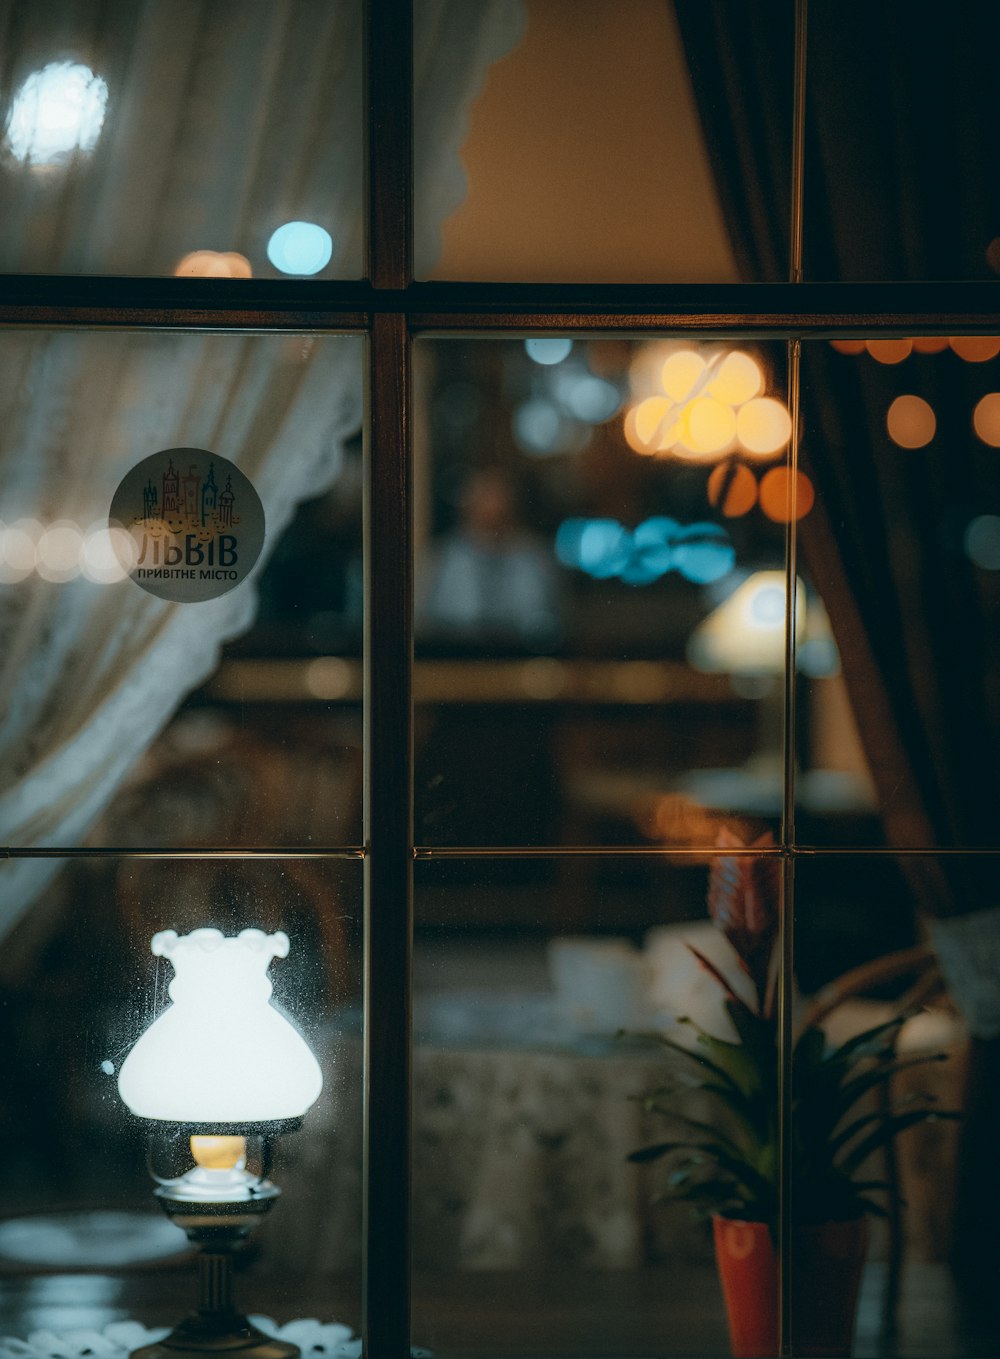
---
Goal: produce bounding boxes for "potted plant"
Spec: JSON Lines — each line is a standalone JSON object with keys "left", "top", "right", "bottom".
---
{"left": 629, "top": 829, "right": 958, "bottom": 1358}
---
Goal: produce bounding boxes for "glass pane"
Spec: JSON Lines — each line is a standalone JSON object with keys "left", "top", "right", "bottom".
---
{"left": 414, "top": 335, "right": 791, "bottom": 847}
{"left": 796, "top": 335, "right": 1000, "bottom": 848}
{"left": 805, "top": 3, "right": 1000, "bottom": 281}
{"left": 792, "top": 853, "right": 989, "bottom": 1358}
{"left": 0, "top": 328, "right": 363, "bottom": 876}
{"left": 413, "top": 851, "right": 782, "bottom": 1358}
{"left": 0, "top": 855, "right": 362, "bottom": 1340}
{"left": 417, "top": 0, "right": 792, "bottom": 283}
{"left": 0, "top": 1, "right": 363, "bottom": 278}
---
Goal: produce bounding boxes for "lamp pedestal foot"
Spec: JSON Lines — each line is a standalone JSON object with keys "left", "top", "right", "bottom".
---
{"left": 131, "top": 1243, "right": 298, "bottom": 1359}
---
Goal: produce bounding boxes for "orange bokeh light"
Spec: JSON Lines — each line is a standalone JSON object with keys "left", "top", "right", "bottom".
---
{"left": 866, "top": 339, "right": 912, "bottom": 365}
{"left": 174, "top": 250, "right": 252, "bottom": 279}
{"left": 948, "top": 336, "right": 1000, "bottom": 363}
{"left": 759, "top": 468, "right": 814, "bottom": 523}
{"left": 708, "top": 462, "right": 757, "bottom": 517}
{"left": 829, "top": 339, "right": 866, "bottom": 355}
{"left": 973, "top": 393, "right": 1000, "bottom": 447}
{"left": 911, "top": 336, "right": 949, "bottom": 354}
{"left": 886, "top": 395, "right": 936, "bottom": 449}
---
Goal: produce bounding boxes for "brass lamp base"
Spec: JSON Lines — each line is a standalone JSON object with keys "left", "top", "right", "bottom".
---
{"left": 132, "top": 1310, "right": 299, "bottom": 1359}
{"left": 134, "top": 1193, "right": 292, "bottom": 1359}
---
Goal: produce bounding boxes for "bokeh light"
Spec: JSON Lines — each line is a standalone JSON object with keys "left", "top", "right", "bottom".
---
{"left": 0, "top": 518, "right": 42, "bottom": 583}
{"left": 35, "top": 520, "right": 83, "bottom": 583}
{"left": 759, "top": 468, "right": 815, "bottom": 522}
{"left": 949, "top": 336, "right": 1000, "bottom": 362}
{"left": 866, "top": 339, "right": 912, "bottom": 364}
{"left": 630, "top": 396, "right": 678, "bottom": 452}
{"left": 886, "top": 395, "right": 936, "bottom": 449}
{"left": 829, "top": 339, "right": 866, "bottom": 355}
{"left": 4, "top": 62, "right": 108, "bottom": 166}
{"left": 81, "top": 523, "right": 135, "bottom": 583}
{"left": 707, "top": 351, "right": 763, "bottom": 405}
{"left": 735, "top": 397, "right": 792, "bottom": 457}
{"left": 525, "top": 338, "right": 572, "bottom": 366}
{"left": 680, "top": 396, "right": 737, "bottom": 456}
{"left": 512, "top": 398, "right": 563, "bottom": 454}
{"left": 708, "top": 462, "right": 757, "bottom": 517}
{"left": 965, "top": 515, "right": 1000, "bottom": 570}
{"left": 552, "top": 370, "right": 620, "bottom": 423}
{"left": 911, "top": 336, "right": 950, "bottom": 354}
{"left": 661, "top": 350, "right": 707, "bottom": 403}
{"left": 972, "top": 393, "right": 1000, "bottom": 446}
{"left": 175, "top": 251, "right": 252, "bottom": 279}
{"left": 672, "top": 523, "right": 736, "bottom": 585}
{"left": 266, "top": 221, "right": 333, "bottom": 275}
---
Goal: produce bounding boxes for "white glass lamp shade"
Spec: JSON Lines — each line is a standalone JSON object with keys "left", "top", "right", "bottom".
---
{"left": 117, "top": 928, "right": 323, "bottom": 1124}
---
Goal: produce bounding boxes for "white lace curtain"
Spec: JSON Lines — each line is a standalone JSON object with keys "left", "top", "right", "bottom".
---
{"left": 0, "top": 0, "right": 525, "bottom": 936}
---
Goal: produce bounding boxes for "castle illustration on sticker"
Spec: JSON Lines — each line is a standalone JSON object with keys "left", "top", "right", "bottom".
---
{"left": 110, "top": 448, "right": 265, "bottom": 602}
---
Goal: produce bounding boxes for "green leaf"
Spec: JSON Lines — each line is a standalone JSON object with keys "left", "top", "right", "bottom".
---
{"left": 839, "top": 1110, "right": 962, "bottom": 1177}
{"left": 627, "top": 1140, "right": 707, "bottom": 1164}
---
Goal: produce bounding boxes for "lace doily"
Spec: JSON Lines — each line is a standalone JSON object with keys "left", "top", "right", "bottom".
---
{"left": 0, "top": 1319, "right": 430, "bottom": 1359}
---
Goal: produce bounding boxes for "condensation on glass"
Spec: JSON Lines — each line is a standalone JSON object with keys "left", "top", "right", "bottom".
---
{"left": 411, "top": 852, "right": 781, "bottom": 1359}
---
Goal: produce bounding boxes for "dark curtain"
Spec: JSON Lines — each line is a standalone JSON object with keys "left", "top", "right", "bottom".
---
{"left": 674, "top": 0, "right": 1000, "bottom": 888}
{"left": 673, "top": 0, "right": 1000, "bottom": 1299}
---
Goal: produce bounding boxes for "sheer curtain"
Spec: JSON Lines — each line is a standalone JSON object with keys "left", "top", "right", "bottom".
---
{"left": 0, "top": 0, "right": 525, "bottom": 934}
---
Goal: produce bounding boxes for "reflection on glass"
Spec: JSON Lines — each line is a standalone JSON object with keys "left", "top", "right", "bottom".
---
{"left": 792, "top": 855, "right": 983, "bottom": 1359}
{"left": 413, "top": 852, "right": 780, "bottom": 1358}
{"left": 798, "top": 336, "right": 1000, "bottom": 848}
{"left": 415, "top": 337, "right": 789, "bottom": 848}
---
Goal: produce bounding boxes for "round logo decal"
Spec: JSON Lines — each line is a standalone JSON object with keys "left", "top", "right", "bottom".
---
{"left": 110, "top": 449, "right": 265, "bottom": 602}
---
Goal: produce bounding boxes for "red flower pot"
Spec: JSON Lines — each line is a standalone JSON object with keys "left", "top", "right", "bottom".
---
{"left": 713, "top": 1215, "right": 869, "bottom": 1358}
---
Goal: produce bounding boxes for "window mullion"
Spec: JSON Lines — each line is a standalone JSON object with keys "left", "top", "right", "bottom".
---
{"left": 363, "top": 0, "right": 413, "bottom": 1356}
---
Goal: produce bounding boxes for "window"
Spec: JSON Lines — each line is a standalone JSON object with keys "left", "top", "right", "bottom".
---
{"left": 2, "top": 3, "right": 999, "bottom": 1357}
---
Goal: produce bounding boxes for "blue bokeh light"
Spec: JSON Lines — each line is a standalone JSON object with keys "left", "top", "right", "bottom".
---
{"left": 525, "top": 338, "right": 573, "bottom": 366}
{"left": 267, "top": 221, "right": 333, "bottom": 276}
{"left": 671, "top": 523, "right": 736, "bottom": 585}
{"left": 965, "top": 514, "right": 1000, "bottom": 570}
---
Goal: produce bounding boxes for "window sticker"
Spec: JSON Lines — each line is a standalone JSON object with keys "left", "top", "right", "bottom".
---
{"left": 110, "top": 449, "right": 265, "bottom": 602}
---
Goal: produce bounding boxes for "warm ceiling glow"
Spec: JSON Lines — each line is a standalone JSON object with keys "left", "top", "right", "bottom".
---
{"left": 661, "top": 350, "right": 706, "bottom": 403}
{"left": 948, "top": 336, "right": 1000, "bottom": 363}
{"left": 759, "top": 468, "right": 815, "bottom": 523}
{"left": 707, "top": 462, "right": 757, "bottom": 517}
{"left": 735, "top": 397, "right": 792, "bottom": 457}
{"left": 681, "top": 396, "right": 737, "bottom": 456}
{"left": 973, "top": 393, "right": 1000, "bottom": 446}
{"left": 865, "top": 339, "right": 912, "bottom": 365}
{"left": 707, "top": 351, "right": 763, "bottom": 405}
{"left": 886, "top": 394, "right": 936, "bottom": 449}
{"left": 4, "top": 61, "right": 108, "bottom": 166}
